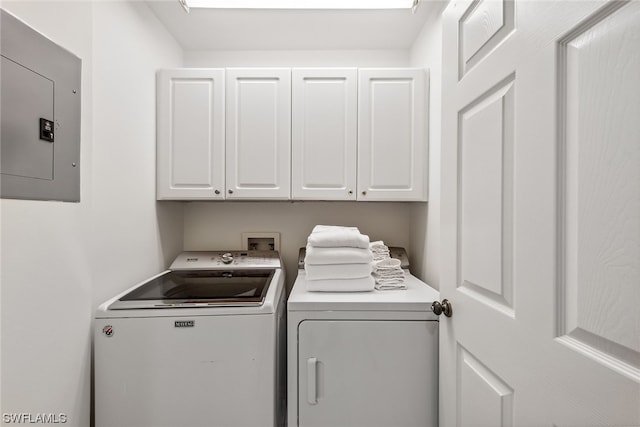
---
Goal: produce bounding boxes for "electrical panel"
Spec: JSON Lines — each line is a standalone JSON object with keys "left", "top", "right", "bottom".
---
{"left": 1, "top": 9, "right": 81, "bottom": 202}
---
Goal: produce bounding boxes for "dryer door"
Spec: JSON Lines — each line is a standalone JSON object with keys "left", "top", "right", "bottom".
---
{"left": 297, "top": 320, "right": 438, "bottom": 427}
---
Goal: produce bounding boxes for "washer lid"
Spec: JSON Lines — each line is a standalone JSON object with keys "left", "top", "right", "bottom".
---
{"left": 108, "top": 269, "right": 275, "bottom": 310}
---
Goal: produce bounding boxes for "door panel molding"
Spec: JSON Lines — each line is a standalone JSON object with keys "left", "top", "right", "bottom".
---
{"left": 457, "top": 73, "right": 516, "bottom": 318}
{"left": 458, "top": 0, "right": 516, "bottom": 80}
{"left": 457, "top": 344, "right": 514, "bottom": 427}
{"left": 556, "top": 0, "right": 640, "bottom": 382}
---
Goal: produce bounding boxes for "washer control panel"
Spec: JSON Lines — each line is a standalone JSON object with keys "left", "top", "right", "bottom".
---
{"left": 170, "top": 251, "right": 281, "bottom": 270}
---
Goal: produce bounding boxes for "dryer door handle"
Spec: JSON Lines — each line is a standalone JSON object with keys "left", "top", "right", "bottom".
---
{"left": 307, "top": 357, "right": 318, "bottom": 405}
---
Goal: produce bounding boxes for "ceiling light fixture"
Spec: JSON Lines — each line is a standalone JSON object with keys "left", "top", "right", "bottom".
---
{"left": 180, "top": 0, "right": 419, "bottom": 11}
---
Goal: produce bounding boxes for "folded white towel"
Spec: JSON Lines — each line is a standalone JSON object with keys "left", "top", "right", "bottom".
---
{"left": 373, "top": 269, "right": 405, "bottom": 279}
{"left": 306, "top": 263, "right": 373, "bottom": 280}
{"left": 375, "top": 270, "right": 404, "bottom": 278}
{"left": 371, "top": 248, "right": 406, "bottom": 290}
{"left": 306, "top": 276, "right": 375, "bottom": 292}
{"left": 369, "top": 240, "right": 388, "bottom": 250}
{"left": 375, "top": 281, "right": 407, "bottom": 291}
{"left": 305, "top": 245, "right": 373, "bottom": 265}
{"left": 369, "top": 240, "right": 390, "bottom": 261}
{"left": 312, "top": 225, "right": 359, "bottom": 234}
{"left": 374, "top": 258, "right": 401, "bottom": 269}
{"left": 308, "top": 225, "right": 370, "bottom": 249}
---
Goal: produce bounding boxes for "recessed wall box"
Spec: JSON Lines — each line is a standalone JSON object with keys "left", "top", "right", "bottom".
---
{"left": 1, "top": 9, "right": 81, "bottom": 202}
{"left": 242, "top": 232, "right": 280, "bottom": 251}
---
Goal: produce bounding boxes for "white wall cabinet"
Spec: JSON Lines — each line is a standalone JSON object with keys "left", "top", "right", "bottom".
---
{"left": 156, "top": 69, "right": 225, "bottom": 200}
{"left": 226, "top": 68, "right": 291, "bottom": 200}
{"left": 157, "top": 67, "right": 427, "bottom": 202}
{"left": 358, "top": 68, "right": 427, "bottom": 201}
{"left": 292, "top": 68, "right": 428, "bottom": 202}
{"left": 292, "top": 68, "right": 358, "bottom": 200}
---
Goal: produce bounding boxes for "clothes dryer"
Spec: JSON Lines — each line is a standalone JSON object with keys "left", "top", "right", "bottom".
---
{"left": 287, "top": 248, "right": 439, "bottom": 427}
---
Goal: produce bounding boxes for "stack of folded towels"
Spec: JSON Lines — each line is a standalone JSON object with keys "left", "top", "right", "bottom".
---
{"left": 370, "top": 240, "right": 391, "bottom": 262}
{"left": 305, "top": 225, "right": 375, "bottom": 292}
{"left": 370, "top": 241, "right": 406, "bottom": 290}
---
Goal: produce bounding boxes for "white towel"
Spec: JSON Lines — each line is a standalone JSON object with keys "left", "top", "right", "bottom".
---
{"left": 375, "top": 281, "right": 407, "bottom": 291}
{"left": 305, "top": 245, "right": 373, "bottom": 265}
{"left": 374, "top": 258, "right": 401, "bottom": 269}
{"left": 373, "top": 271, "right": 407, "bottom": 290}
{"left": 370, "top": 240, "right": 388, "bottom": 250}
{"left": 370, "top": 240, "right": 391, "bottom": 261}
{"left": 371, "top": 251, "right": 406, "bottom": 290}
{"left": 373, "top": 269, "right": 405, "bottom": 279}
{"left": 312, "top": 225, "right": 359, "bottom": 234}
{"left": 306, "top": 276, "right": 375, "bottom": 292}
{"left": 308, "top": 225, "right": 370, "bottom": 249}
{"left": 374, "top": 273, "right": 405, "bottom": 281}
{"left": 306, "top": 263, "right": 373, "bottom": 280}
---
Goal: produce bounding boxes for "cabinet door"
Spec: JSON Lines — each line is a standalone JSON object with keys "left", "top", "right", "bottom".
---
{"left": 358, "top": 68, "right": 428, "bottom": 201}
{"left": 297, "top": 320, "right": 438, "bottom": 427}
{"left": 156, "top": 69, "right": 225, "bottom": 200}
{"left": 292, "top": 68, "right": 357, "bottom": 200}
{"left": 226, "top": 68, "right": 291, "bottom": 199}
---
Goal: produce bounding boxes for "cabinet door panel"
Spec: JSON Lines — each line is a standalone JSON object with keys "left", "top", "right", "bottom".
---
{"left": 292, "top": 68, "right": 357, "bottom": 200}
{"left": 156, "top": 69, "right": 225, "bottom": 200}
{"left": 358, "top": 69, "right": 428, "bottom": 201}
{"left": 226, "top": 68, "right": 291, "bottom": 199}
{"left": 298, "top": 320, "right": 438, "bottom": 427}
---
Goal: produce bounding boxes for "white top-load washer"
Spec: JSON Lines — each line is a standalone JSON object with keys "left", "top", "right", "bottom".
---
{"left": 95, "top": 251, "right": 286, "bottom": 427}
{"left": 287, "top": 247, "right": 440, "bottom": 427}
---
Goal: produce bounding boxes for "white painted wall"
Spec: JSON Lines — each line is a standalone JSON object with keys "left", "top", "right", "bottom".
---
{"left": 90, "top": 1, "right": 184, "bottom": 306}
{"left": 183, "top": 49, "right": 414, "bottom": 289}
{"left": 1, "top": 4, "right": 93, "bottom": 423}
{"left": 0, "top": 2, "right": 183, "bottom": 425}
{"left": 184, "top": 49, "right": 410, "bottom": 67}
{"left": 409, "top": 1, "right": 448, "bottom": 289}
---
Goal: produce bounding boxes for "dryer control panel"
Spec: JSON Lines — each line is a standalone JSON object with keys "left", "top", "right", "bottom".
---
{"left": 171, "top": 251, "right": 281, "bottom": 270}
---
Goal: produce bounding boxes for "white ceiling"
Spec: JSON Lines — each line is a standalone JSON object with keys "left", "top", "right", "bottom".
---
{"left": 145, "top": 0, "right": 441, "bottom": 51}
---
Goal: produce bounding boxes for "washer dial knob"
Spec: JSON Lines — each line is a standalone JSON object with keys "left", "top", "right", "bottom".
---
{"left": 221, "top": 252, "right": 234, "bottom": 264}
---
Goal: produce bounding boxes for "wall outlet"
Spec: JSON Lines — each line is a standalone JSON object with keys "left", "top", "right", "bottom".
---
{"left": 241, "top": 232, "right": 280, "bottom": 251}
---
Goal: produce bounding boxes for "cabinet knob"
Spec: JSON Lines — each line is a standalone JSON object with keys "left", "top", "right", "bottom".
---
{"left": 348, "top": 190, "right": 353, "bottom": 195}
{"left": 228, "top": 189, "right": 234, "bottom": 194}
{"left": 361, "top": 191, "right": 367, "bottom": 196}
{"left": 214, "top": 189, "right": 220, "bottom": 195}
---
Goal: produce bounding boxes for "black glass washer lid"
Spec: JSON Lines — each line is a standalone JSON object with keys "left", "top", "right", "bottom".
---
{"left": 109, "top": 269, "right": 275, "bottom": 309}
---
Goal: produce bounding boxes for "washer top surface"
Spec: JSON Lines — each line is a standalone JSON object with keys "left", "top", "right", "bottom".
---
{"left": 96, "top": 251, "right": 285, "bottom": 318}
{"left": 288, "top": 270, "right": 440, "bottom": 313}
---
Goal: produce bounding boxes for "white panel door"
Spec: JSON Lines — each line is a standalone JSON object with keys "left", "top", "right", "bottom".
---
{"left": 440, "top": 1, "right": 640, "bottom": 426}
{"left": 297, "top": 320, "right": 438, "bottom": 427}
{"left": 226, "top": 68, "right": 291, "bottom": 199}
{"left": 156, "top": 69, "right": 225, "bottom": 200}
{"left": 358, "top": 68, "right": 427, "bottom": 201}
{"left": 292, "top": 68, "right": 357, "bottom": 200}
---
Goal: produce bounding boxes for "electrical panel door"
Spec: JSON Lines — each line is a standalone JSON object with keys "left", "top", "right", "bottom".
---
{"left": 1, "top": 10, "right": 81, "bottom": 202}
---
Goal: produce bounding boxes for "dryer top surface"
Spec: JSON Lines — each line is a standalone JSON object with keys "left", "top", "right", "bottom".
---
{"left": 288, "top": 270, "right": 439, "bottom": 313}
